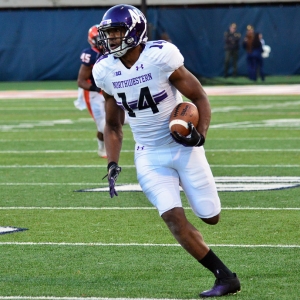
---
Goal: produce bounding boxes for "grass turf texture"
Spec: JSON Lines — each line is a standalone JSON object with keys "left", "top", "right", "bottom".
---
{"left": 0, "top": 82, "right": 299, "bottom": 299}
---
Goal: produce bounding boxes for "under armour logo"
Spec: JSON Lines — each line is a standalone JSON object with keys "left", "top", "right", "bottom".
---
{"left": 136, "top": 64, "right": 144, "bottom": 71}
{"left": 136, "top": 146, "right": 145, "bottom": 150}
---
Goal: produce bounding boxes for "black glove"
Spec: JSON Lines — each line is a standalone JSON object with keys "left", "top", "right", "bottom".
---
{"left": 171, "top": 122, "right": 205, "bottom": 147}
{"left": 102, "top": 162, "right": 122, "bottom": 198}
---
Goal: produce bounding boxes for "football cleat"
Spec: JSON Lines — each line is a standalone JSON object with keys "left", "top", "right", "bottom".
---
{"left": 199, "top": 273, "right": 240, "bottom": 298}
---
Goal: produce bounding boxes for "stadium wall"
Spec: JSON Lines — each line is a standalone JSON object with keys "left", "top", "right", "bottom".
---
{"left": 1, "top": 4, "right": 299, "bottom": 81}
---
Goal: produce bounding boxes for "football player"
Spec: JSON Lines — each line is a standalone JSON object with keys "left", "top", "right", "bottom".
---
{"left": 93, "top": 4, "right": 241, "bottom": 297}
{"left": 74, "top": 25, "right": 107, "bottom": 158}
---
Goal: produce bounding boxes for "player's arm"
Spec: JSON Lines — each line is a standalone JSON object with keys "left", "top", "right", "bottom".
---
{"left": 77, "top": 64, "right": 101, "bottom": 92}
{"left": 169, "top": 65, "right": 211, "bottom": 139}
{"left": 102, "top": 90, "right": 124, "bottom": 197}
{"left": 102, "top": 90, "right": 124, "bottom": 164}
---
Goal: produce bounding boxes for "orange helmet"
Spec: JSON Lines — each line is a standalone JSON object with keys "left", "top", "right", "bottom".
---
{"left": 88, "top": 25, "right": 100, "bottom": 48}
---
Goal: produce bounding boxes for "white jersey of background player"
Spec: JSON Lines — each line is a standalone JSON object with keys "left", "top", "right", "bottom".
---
{"left": 93, "top": 4, "right": 240, "bottom": 298}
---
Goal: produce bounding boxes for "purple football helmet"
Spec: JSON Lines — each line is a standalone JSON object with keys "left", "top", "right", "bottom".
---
{"left": 98, "top": 4, "right": 148, "bottom": 58}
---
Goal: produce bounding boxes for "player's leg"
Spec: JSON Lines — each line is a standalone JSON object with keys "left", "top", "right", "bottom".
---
{"left": 74, "top": 88, "right": 87, "bottom": 110}
{"left": 135, "top": 143, "right": 183, "bottom": 214}
{"left": 224, "top": 50, "right": 230, "bottom": 78}
{"left": 172, "top": 145, "right": 221, "bottom": 224}
{"left": 90, "top": 93, "right": 106, "bottom": 158}
{"left": 233, "top": 50, "right": 238, "bottom": 77}
{"left": 161, "top": 206, "right": 240, "bottom": 297}
{"left": 135, "top": 144, "right": 240, "bottom": 297}
{"left": 162, "top": 207, "right": 209, "bottom": 258}
{"left": 170, "top": 144, "right": 240, "bottom": 297}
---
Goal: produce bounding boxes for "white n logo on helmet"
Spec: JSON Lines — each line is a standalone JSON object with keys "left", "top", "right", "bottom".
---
{"left": 128, "top": 9, "right": 142, "bottom": 29}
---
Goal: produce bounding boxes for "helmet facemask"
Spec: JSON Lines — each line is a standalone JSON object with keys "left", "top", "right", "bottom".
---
{"left": 101, "top": 26, "right": 133, "bottom": 58}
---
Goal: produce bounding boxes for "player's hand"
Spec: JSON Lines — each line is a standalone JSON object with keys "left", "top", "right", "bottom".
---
{"left": 171, "top": 122, "right": 205, "bottom": 147}
{"left": 102, "top": 162, "right": 122, "bottom": 198}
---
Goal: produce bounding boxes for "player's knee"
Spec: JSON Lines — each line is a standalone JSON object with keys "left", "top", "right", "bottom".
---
{"left": 200, "top": 214, "right": 220, "bottom": 225}
{"left": 161, "top": 207, "right": 187, "bottom": 233}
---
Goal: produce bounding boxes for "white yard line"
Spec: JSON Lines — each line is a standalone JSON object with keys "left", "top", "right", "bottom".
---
{"left": 0, "top": 207, "right": 299, "bottom": 210}
{"left": 0, "top": 242, "right": 299, "bottom": 248}
{"left": 0, "top": 149, "right": 299, "bottom": 154}
{"left": 204, "top": 84, "right": 300, "bottom": 95}
{"left": 0, "top": 165, "right": 299, "bottom": 168}
{"left": 0, "top": 297, "right": 200, "bottom": 300}
{"left": 0, "top": 137, "right": 299, "bottom": 141}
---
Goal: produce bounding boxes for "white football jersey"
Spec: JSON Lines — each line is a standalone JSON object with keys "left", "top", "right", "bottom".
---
{"left": 92, "top": 40, "right": 184, "bottom": 147}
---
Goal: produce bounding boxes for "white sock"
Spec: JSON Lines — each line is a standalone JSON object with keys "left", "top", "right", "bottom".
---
{"left": 98, "top": 140, "right": 104, "bottom": 150}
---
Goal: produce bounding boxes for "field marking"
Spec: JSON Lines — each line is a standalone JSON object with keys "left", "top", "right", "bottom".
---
{"left": 0, "top": 137, "right": 299, "bottom": 142}
{"left": 0, "top": 176, "right": 299, "bottom": 183}
{"left": 2, "top": 128, "right": 298, "bottom": 133}
{"left": 0, "top": 242, "right": 299, "bottom": 248}
{"left": 1, "top": 119, "right": 300, "bottom": 132}
{"left": 0, "top": 298, "right": 199, "bottom": 300}
{"left": 1, "top": 85, "right": 300, "bottom": 99}
{"left": 0, "top": 90, "right": 78, "bottom": 99}
{"left": 204, "top": 84, "right": 300, "bottom": 95}
{"left": 0, "top": 182, "right": 108, "bottom": 186}
{"left": 0, "top": 149, "right": 299, "bottom": 154}
{"left": 211, "top": 165, "right": 300, "bottom": 168}
{"left": 1, "top": 177, "right": 298, "bottom": 191}
{"left": 0, "top": 181, "right": 299, "bottom": 191}
{"left": 0, "top": 107, "right": 76, "bottom": 111}
{"left": 211, "top": 101, "right": 300, "bottom": 113}
{"left": 211, "top": 119, "right": 300, "bottom": 129}
{"left": 80, "top": 183, "right": 300, "bottom": 192}
{"left": 0, "top": 129, "right": 97, "bottom": 132}
{"left": 0, "top": 242, "right": 300, "bottom": 248}
{"left": 2, "top": 101, "right": 300, "bottom": 116}
{"left": 0, "top": 207, "right": 299, "bottom": 210}
{"left": 0, "top": 297, "right": 200, "bottom": 300}
{"left": 0, "top": 226, "right": 28, "bottom": 235}
{"left": 0, "top": 150, "right": 134, "bottom": 153}
{"left": 0, "top": 165, "right": 299, "bottom": 168}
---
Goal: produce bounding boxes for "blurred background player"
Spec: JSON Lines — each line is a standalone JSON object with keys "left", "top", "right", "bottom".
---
{"left": 250, "top": 32, "right": 265, "bottom": 81}
{"left": 74, "top": 25, "right": 107, "bottom": 158}
{"left": 242, "top": 24, "right": 255, "bottom": 81}
{"left": 224, "top": 23, "right": 241, "bottom": 78}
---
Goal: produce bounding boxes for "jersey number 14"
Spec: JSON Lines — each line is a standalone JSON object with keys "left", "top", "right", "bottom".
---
{"left": 117, "top": 86, "right": 159, "bottom": 117}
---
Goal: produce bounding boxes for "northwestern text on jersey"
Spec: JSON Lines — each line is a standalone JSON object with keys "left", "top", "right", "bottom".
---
{"left": 112, "top": 73, "right": 153, "bottom": 89}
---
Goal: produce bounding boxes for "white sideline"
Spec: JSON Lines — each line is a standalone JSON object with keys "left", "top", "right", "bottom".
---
{"left": 1, "top": 85, "right": 300, "bottom": 99}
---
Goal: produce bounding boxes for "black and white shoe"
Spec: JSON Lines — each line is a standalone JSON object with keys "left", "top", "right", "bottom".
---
{"left": 199, "top": 273, "right": 241, "bottom": 298}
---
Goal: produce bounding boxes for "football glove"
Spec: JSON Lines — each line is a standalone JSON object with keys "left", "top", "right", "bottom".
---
{"left": 171, "top": 122, "right": 205, "bottom": 147}
{"left": 102, "top": 162, "right": 122, "bottom": 198}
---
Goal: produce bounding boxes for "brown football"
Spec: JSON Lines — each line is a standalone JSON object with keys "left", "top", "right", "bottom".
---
{"left": 169, "top": 102, "right": 199, "bottom": 136}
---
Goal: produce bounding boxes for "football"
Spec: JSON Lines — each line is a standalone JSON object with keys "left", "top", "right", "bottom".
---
{"left": 169, "top": 102, "right": 199, "bottom": 136}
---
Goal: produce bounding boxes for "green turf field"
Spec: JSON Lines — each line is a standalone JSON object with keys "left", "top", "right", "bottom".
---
{"left": 0, "top": 82, "right": 299, "bottom": 300}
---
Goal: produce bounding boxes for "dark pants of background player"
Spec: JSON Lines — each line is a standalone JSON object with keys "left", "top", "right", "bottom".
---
{"left": 224, "top": 49, "right": 238, "bottom": 78}
{"left": 246, "top": 50, "right": 264, "bottom": 81}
